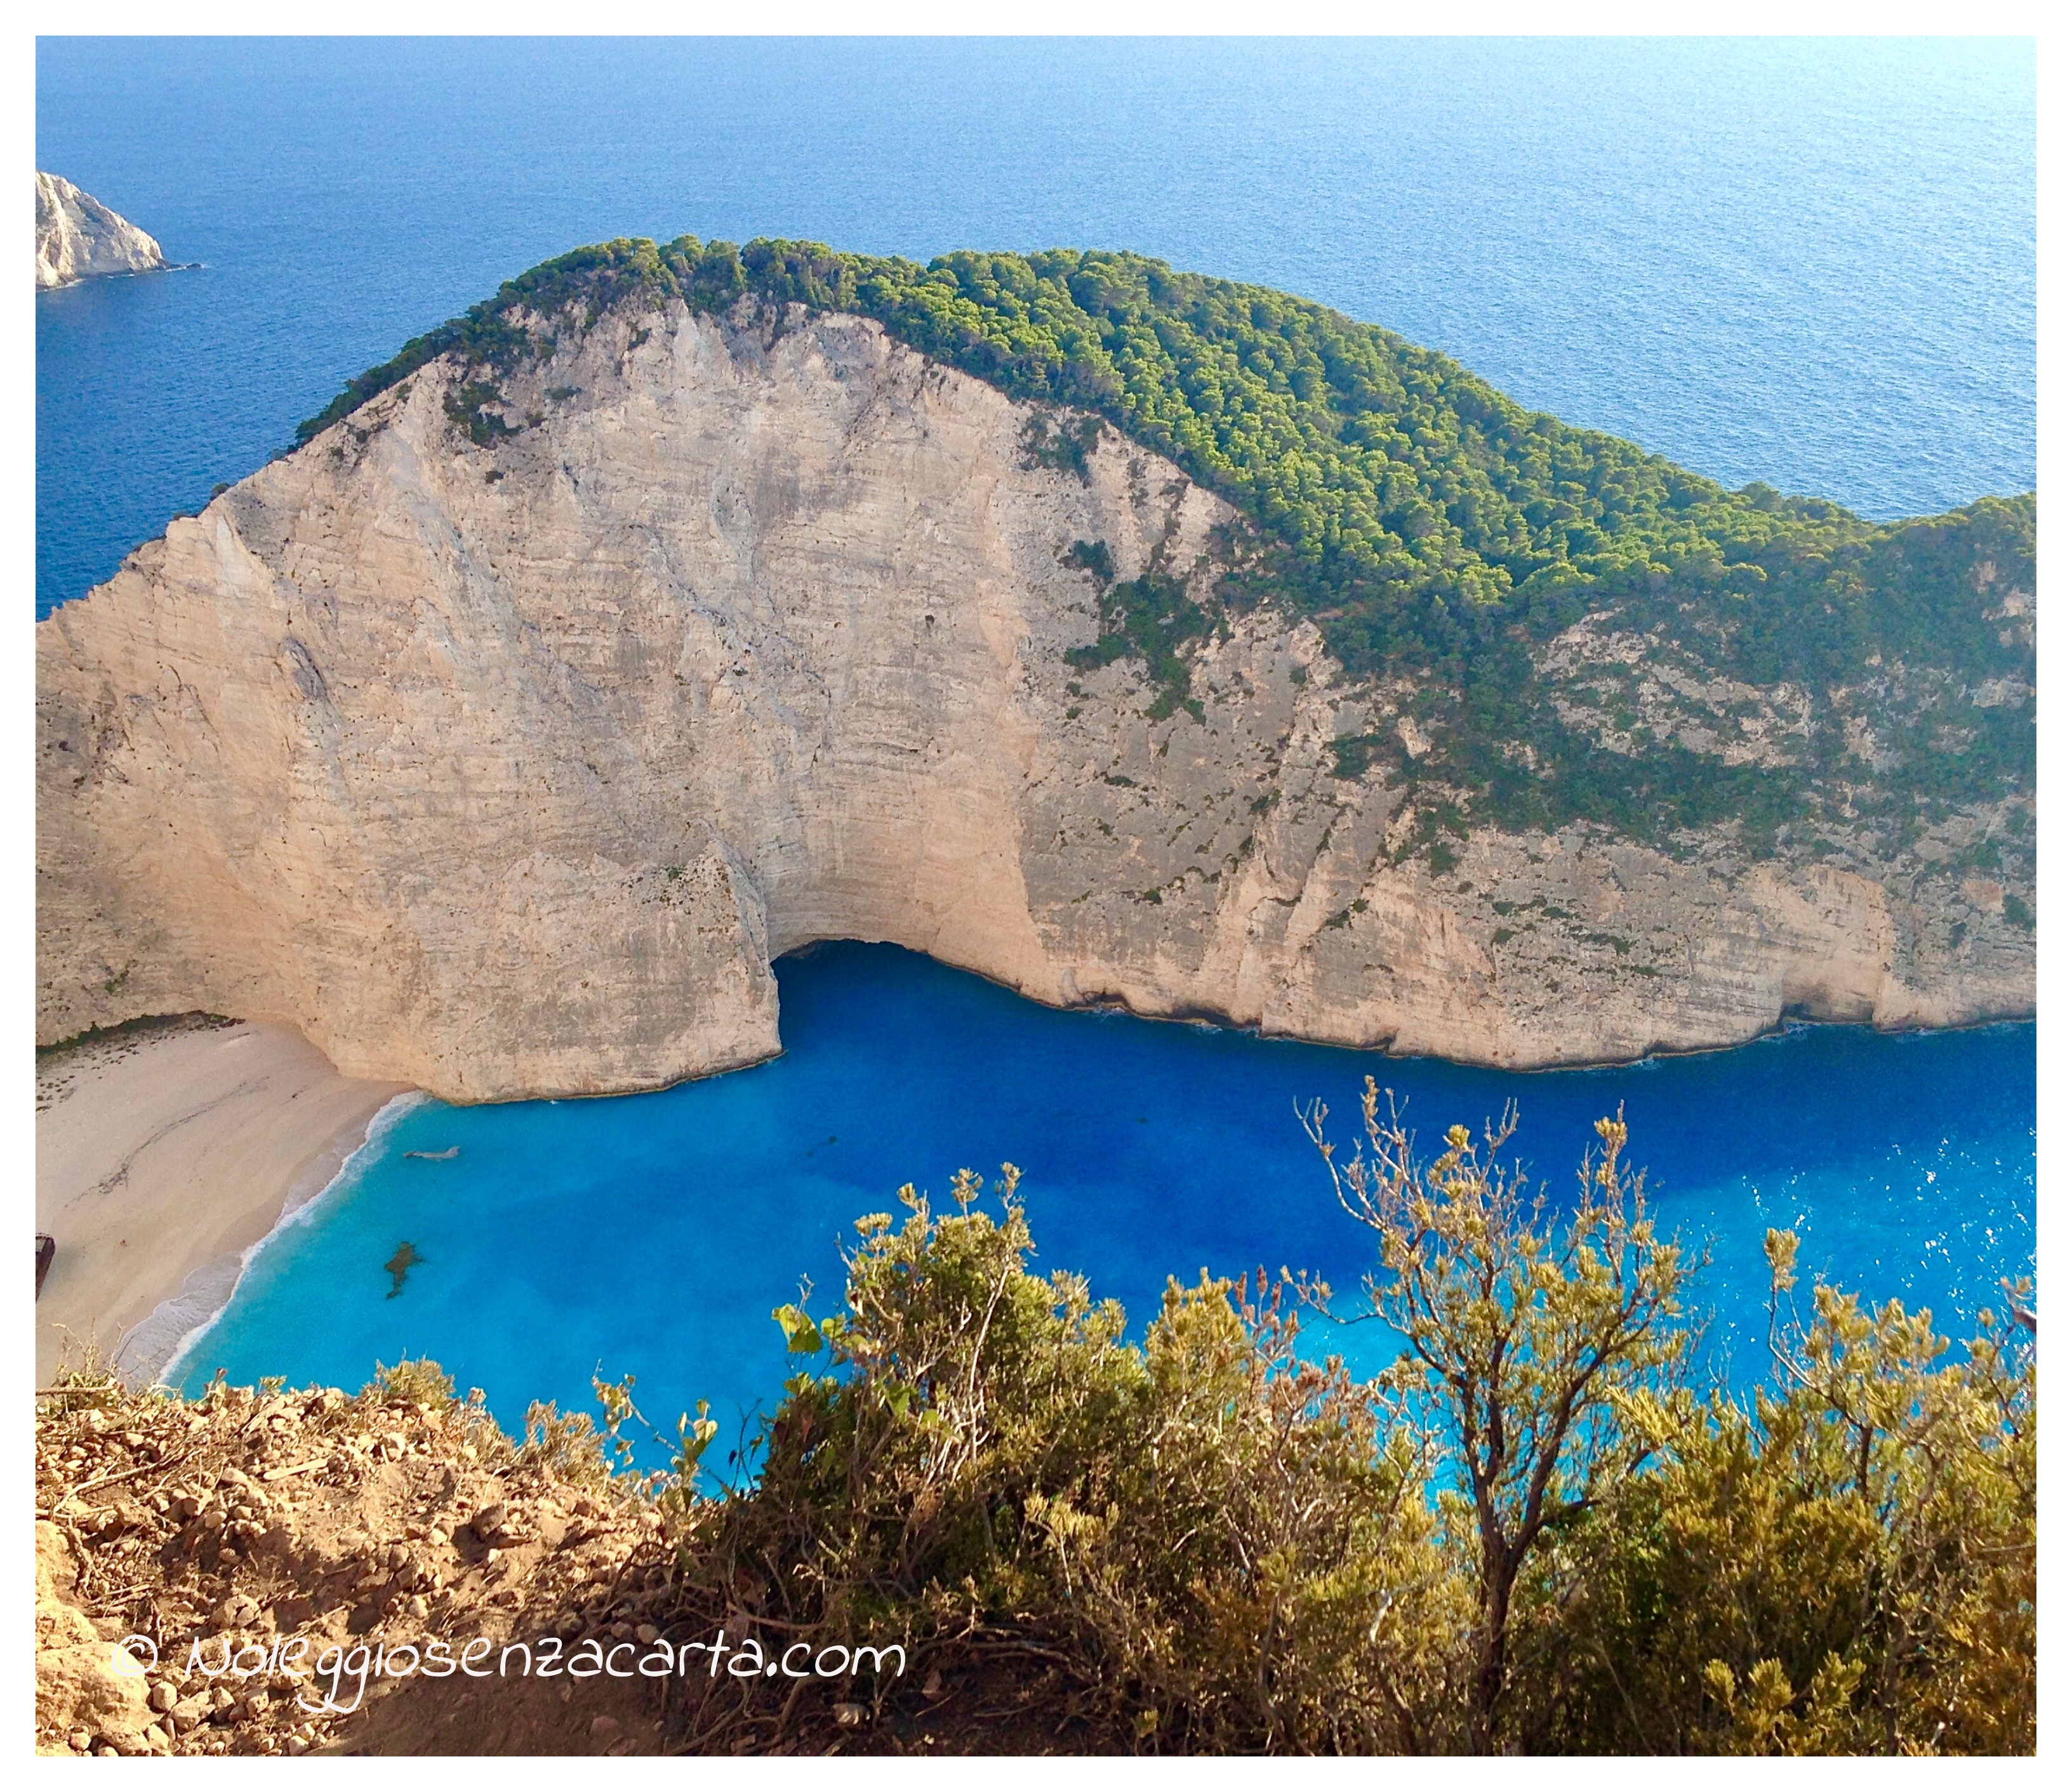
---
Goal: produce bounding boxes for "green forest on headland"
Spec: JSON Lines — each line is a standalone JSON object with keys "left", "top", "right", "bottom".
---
{"left": 298, "top": 237, "right": 2036, "bottom": 856}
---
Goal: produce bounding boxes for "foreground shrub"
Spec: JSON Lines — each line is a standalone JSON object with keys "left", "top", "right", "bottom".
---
{"left": 1524, "top": 1236, "right": 2036, "bottom": 1755}
{"left": 85, "top": 1103, "right": 2022, "bottom": 1754}
{"left": 669, "top": 1102, "right": 2032, "bottom": 1754}
{"left": 686, "top": 1165, "right": 1464, "bottom": 1749}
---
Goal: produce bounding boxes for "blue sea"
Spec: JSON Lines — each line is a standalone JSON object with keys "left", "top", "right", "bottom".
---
{"left": 36, "top": 37, "right": 2035, "bottom": 619}
{"left": 36, "top": 39, "right": 2035, "bottom": 1448}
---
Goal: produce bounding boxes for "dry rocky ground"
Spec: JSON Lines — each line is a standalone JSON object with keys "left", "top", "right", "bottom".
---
{"left": 35, "top": 1362, "right": 678, "bottom": 1755}
{"left": 34, "top": 1362, "right": 1077, "bottom": 1756}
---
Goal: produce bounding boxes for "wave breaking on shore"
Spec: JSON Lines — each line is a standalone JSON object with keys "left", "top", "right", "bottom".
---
{"left": 131, "top": 1091, "right": 432, "bottom": 1389}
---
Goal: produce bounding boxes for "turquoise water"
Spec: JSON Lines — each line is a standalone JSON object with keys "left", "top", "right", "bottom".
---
{"left": 36, "top": 37, "right": 2034, "bottom": 617}
{"left": 173, "top": 945, "right": 2036, "bottom": 1459}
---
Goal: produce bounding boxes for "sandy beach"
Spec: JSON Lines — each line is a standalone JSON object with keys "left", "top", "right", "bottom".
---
{"left": 34, "top": 1018, "right": 412, "bottom": 1388}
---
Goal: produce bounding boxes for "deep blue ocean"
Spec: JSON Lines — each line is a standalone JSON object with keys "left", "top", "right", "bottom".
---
{"left": 37, "top": 37, "right": 2034, "bottom": 618}
{"left": 36, "top": 39, "right": 2035, "bottom": 1449}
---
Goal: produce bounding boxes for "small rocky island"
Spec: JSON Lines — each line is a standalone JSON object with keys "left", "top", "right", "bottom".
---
{"left": 36, "top": 171, "right": 168, "bottom": 289}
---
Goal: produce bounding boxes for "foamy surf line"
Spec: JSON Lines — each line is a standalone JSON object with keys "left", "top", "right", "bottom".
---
{"left": 122, "top": 1090, "right": 432, "bottom": 1390}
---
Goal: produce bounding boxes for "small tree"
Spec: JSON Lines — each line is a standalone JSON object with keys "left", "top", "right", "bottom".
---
{"left": 712, "top": 1164, "right": 1464, "bottom": 1751}
{"left": 1301, "top": 1080, "right": 1692, "bottom": 1753}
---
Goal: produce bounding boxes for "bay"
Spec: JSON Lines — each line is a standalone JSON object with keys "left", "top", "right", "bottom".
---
{"left": 172, "top": 945, "right": 2037, "bottom": 1460}
{"left": 36, "top": 39, "right": 2036, "bottom": 1450}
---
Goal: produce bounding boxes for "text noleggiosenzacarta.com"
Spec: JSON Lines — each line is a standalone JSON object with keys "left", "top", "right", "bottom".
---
{"left": 115, "top": 1629, "right": 908, "bottom": 1716}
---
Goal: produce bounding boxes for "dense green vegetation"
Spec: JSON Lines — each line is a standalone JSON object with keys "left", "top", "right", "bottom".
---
{"left": 512, "top": 1096, "right": 2033, "bottom": 1754}
{"left": 298, "top": 236, "right": 2035, "bottom": 853}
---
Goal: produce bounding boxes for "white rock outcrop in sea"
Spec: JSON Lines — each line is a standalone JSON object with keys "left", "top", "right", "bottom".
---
{"left": 36, "top": 171, "right": 168, "bottom": 290}
{"left": 35, "top": 302, "right": 2036, "bottom": 1100}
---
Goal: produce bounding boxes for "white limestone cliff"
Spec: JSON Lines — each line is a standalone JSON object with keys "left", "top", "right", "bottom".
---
{"left": 35, "top": 302, "right": 2035, "bottom": 1100}
{"left": 36, "top": 172, "right": 168, "bottom": 290}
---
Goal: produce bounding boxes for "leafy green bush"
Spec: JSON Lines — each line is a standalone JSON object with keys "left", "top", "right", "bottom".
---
{"left": 684, "top": 1167, "right": 1461, "bottom": 1750}
{"left": 333, "top": 1101, "right": 2029, "bottom": 1753}
{"left": 1064, "top": 571, "right": 1213, "bottom": 722}
{"left": 361, "top": 1357, "right": 455, "bottom": 1408}
{"left": 634, "top": 1110, "right": 2032, "bottom": 1754}
{"left": 1529, "top": 1238, "right": 2035, "bottom": 1755}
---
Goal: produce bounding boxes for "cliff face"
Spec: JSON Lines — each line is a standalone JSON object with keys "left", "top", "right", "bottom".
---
{"left": 36, "top": 173, "right": 168, "bottom": 290}
{"left": 36, "top": 303, "right": 2034, "bottom": 1099}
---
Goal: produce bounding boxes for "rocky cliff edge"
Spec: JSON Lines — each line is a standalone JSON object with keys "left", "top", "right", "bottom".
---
{"left": 36, "top": 300, "right": 2035, "bottom": 1099}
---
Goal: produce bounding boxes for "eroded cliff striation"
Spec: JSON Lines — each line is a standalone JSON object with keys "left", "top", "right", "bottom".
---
{"left": 37, "top": 301, "right": 2034, "bottom": 1099}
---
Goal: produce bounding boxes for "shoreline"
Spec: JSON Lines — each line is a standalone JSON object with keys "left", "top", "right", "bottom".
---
{"left": 863, "top": 940, "right": 2038, "bottom": 1081}
{"left": 775, "top": 941, "right": 2036, "bottom": 1085}
{"left": 34, "top": 1018, "right": 413, "bottom": 1388}
{"left": 34, "top": 991, "right": 2035, "bottom": 1394}
{"left": 150, "top": 1087, "right": 425, "bottom": 1389}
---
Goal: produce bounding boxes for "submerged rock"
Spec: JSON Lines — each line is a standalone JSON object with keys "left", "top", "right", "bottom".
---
{"left": 383, "top": 1242, "right": 423, "bottom": 1299}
